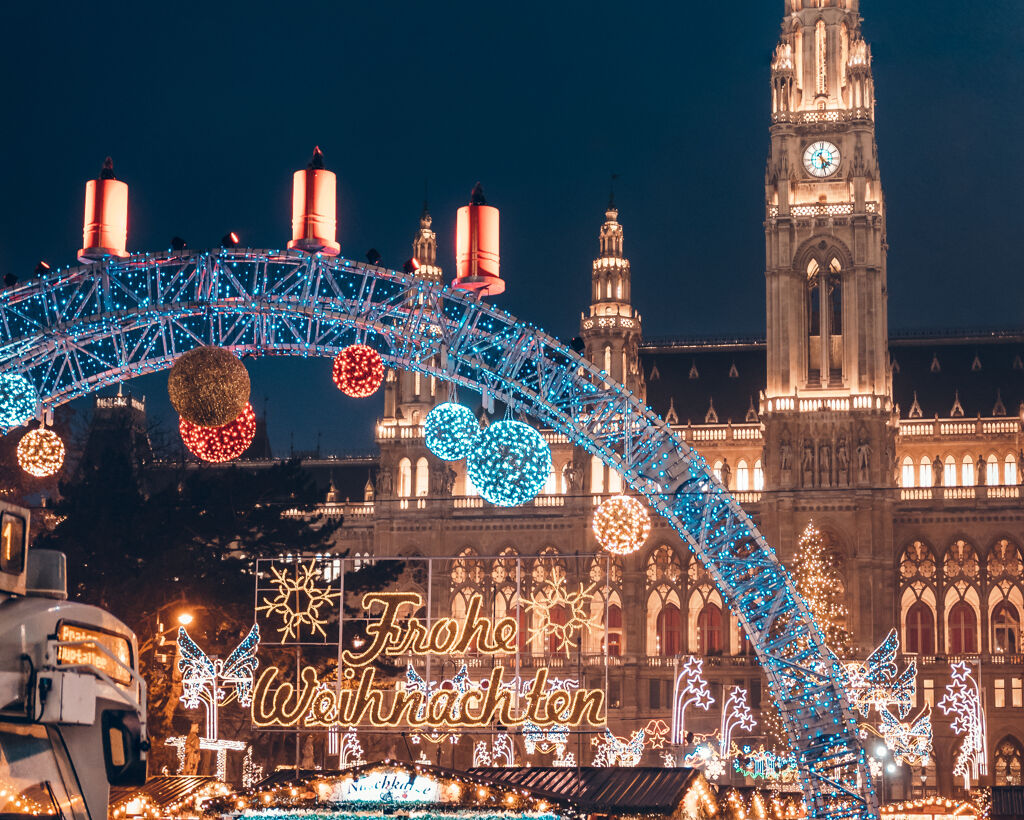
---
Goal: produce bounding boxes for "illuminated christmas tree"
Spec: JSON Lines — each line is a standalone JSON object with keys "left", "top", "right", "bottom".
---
{"left": 793, "top": 520, "right": 854, "bottom": 656}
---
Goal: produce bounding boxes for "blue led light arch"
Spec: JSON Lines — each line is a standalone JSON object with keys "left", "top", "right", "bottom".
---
{"left": 0, "top": 249, "right": 878, "bottom": 820}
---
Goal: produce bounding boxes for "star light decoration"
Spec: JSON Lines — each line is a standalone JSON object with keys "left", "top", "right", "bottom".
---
{"left": 179, "top": 402, "right": 256, "bottom": 462}
{"left": 937, "top": 662, "right": 988, "bottom": 788}
{"left": 466, "top": 419, "right": 551, "bottom": 507}
{"left": 524, "top": 574, "right": 600, "bottom": 656}
{"left": 332, "top": 344, "right": 385, "bottom": 398}
{"left": 592, "top": 494, "right": 651, "bottom": 556}
{"left": 16, "top": 428, "right": 65, "bottom": 477}
{"left": 0, "top": 374, "right": 37, "bottom": 429}
{"left": 424, "top": 402, "right": 481, "bottom": 461}
{"left": 256, "top": 562, "right": 341, "bottom": 642}
{"left": 671, "top": 656, "right": 715, "bottom": 744}
{"left": 473, "top": 735, "right": 515, "bottom": 767}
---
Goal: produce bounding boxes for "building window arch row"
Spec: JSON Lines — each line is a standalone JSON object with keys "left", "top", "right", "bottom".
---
{"left": 899, "top": 540, "right": 939, "bottom": 655}
{"left": 994, "top": 736, "right": 1024, "bottom": 786}
{"left": 942, "top": 538, "right": 982, "bottom": 655}
{"left": 688, "top": 584, "right": 725, "bottom": 656}
{"left": 645, "top": 544, "right": 686, "bottom": 656}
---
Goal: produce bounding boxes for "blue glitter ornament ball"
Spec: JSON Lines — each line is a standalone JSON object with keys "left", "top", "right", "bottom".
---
{"left": 0, "top": 374, "right": 38, "bottom": 428}
{"left": 466, "top": 419, "right": 552, "bottom": 507}
{"left": 424, "top": 402, "right": 481, "bottom": 461}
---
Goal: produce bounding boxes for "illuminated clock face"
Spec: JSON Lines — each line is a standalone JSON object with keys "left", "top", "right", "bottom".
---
{"left": 803, "top": 141, "right": 841, "bottom": 177}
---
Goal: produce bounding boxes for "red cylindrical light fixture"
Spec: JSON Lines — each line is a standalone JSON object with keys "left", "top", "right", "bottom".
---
{"left": 78, "top": 157, "right": 129, "bottom": 263}
{"left": 454, "top": 183, "right": 504, "bottom": 296}
{"left": 287, "top": 146, "right": 340, "bottom": 256}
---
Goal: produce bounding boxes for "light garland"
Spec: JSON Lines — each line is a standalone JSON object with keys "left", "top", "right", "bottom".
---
{"left": 937, "top": 661, "right": 988, "bottom": 788}
{"left": 523, "top": 720, "right": 569, "bottom": 757}
{"left": 733, "top": 744, "right": 799, "bottom": 782}
{"left": 524, "top": 574, "right": 600, "bottom": 656}
{"left": 592, "top": 494, "right": 650, "bottom": 555}
{"left": 332, "top": 344, "right": 385, "bottom": 398}
{"left": 424, "top": 402, "right": 480, "bottom": 461}
{"left": 243, "top": 746, "right": 265, "bottom": 789}
{"left": 592, "top": 727, "right": 645, "bottom": 766}
{"left": 793, "top": 520, "right": 853, "bottom": 654}
{"left": 179, "top": 402, "right": 256, "bottom": 462}
{"left": 466, "top": 419, "right": 551, "bottom": 507}
{"left": 0, "top": 374, "right": 37, "bottom": 428}
{"left": 168, "top": 345, "right": 250, "bottom": 427}
{"left": 17, "top": 428, "right": 65, "bottom": 477}
{"left": 256, "top": 561, "right": 340, "bottom": 642}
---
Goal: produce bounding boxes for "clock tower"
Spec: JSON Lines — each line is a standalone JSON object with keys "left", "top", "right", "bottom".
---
{"left": 761, "top": 0, "right": 896, "bottom": 647}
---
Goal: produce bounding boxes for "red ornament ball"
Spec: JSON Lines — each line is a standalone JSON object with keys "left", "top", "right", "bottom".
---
{"left": 332, "top": 344, "right": 385, "bottom": 398}
{"left": 179, "top": 403, "right": 256, "bottom": 463}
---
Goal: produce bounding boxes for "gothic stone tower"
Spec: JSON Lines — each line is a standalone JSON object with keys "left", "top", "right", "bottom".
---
{"left": 580, "top": 200, "right": 644, "bottom": 398}
{"left": 761, "top": 0, "right": 896, "bottom": 650}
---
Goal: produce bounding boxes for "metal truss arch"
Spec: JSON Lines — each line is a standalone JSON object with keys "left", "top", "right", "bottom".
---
{"left": 0, "top": 250, "right": 878, "bottom": 819}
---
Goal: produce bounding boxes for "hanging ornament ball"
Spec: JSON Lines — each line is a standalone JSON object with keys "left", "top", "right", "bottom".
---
{"left": 0, "top": 374, "right": 38, "bottom": 428}
{"left": 424, "top": 402, "right": 481, "bottom": 461}
{"left": 179, "top": 403, "right": 257, "bottom": 463}
{"left": 592, "top": 494, "right": 651, "bottom": 556}
{"left": 466, "top": 419, "right": 551, "bottom": 507}
{"left": 17, "top": 428, "right": 65, "bottom": 477}
{"left": 332, "top": 344, "right": 385, "bottom": 398}
{"left": 167, "top": 346, "right": 250, "bottom": 427}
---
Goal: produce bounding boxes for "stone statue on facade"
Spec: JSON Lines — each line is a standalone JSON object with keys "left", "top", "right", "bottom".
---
{"left": 376, "top": 466, "right": 394, "bottom": 497}
{"left": 819, "top": 443, "right": 832, "bottom": 487}
{"left": 978, "top": 454, "right": 986, "bottom": 486}
{"left": 720, "top": 457, "right": 732, "bottom": 490}
{"left": 836, "top": 435, "right": 850, "bottom": 484}
{"left": 932, "top": 455, "right": 942, "bottom": 487}
{"left": 441, "top": 464, "right": 457, "bottom": 495}
{"left": 801, "top": 438, "right": 815, "bottom": 486}
{"left": 779, "top": 436, "right": 792, "bottom": 472}
{"left": 856, "top": 437, "right": 872, "bottom": 483}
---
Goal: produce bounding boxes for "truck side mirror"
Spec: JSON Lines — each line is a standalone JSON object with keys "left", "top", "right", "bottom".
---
{"left": 101, "top": 710, "right": 147, "bottom": 786}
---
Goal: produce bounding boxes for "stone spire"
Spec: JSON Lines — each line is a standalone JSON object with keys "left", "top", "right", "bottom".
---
{"left": 412, "top": 201, "right": 442, "bottom": 283}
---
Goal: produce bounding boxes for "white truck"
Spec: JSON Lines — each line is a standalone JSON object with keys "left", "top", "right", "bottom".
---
{"left": 0, "top": 501, "right": 148, "bottom": 819}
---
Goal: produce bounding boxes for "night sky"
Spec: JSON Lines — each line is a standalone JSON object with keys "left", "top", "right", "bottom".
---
{"left": 2, "top": 2, "right": 1022, "bottom": 456}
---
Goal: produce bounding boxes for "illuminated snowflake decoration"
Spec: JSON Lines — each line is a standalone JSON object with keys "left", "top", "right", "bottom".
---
{"left": 256, "top": 562, "right": 340, "bottom": 642}
{"left": 425, "top": 402, "right": 480, "bottom": 461}
{"left": 524, "top": 575, "right": 600, "bottom": 656}
{"left": 671, "top": 656, "right": 715, "bottom": 744}
{"left": 684, "top": 741, "right": 728, "bottom": 781}
{"left": 466, "top": 419, "right": 551, "bottom": 507}
{"left": 938, "top": 661, "right": 988, "bottom": 788}
{"left": 592, "top": 728, "right": 645, "bottom": 767}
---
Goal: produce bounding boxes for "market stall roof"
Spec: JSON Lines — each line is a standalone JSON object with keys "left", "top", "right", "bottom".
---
{"left": 109, "top": 776, "right": 217, "bottom": 814}
{"left": 992, "top": 786, "right": 1024, "bottom": 820}
{"left": 468, "top": 766, "right": 701, "bottom": 813}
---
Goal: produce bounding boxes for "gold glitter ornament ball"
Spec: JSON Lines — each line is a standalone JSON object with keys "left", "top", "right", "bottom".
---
{"left": 167, "top": 346, "right": 250, "bottom": 427}
{"left": 592, "top": 494, "right": 651, "bottom": 556}
{"left": 17, "top": 428, "right": 66, "bottom": 477}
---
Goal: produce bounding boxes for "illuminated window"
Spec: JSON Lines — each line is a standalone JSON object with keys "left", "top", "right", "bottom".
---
{"left": 398, "top": 458, "right": 412, "bottom": 498}
{"left": 905, "top": 602, "right": 935, "bottom": 655}
{"left": 995, "top": 738, "right": 1024, "bottom": 785}
{"left": 948, "top": 602, "right": 978, "bottom": 654}
{"left": 919, "top": 456, "right": 932, "bottom": 487}
{"left": 923, "top": 679, "right": 934, "bottom": 708}
{"left": 753, "top": 460, "right": 764, "bottom": 491}
{"left": 543, "top": 465, "right": 557, "bottom": 495}
{"left": 546, "top": 605, "right": 567, "bottom": 655}
{"left": 1007, "top": 454, "right": 1018, "bottom": 486}
{"left": 616, "top": 278, "right": 622, "bottom": 299}
{"left": 943, "top": 455, "right": 957, "bottom": 487}
{"left": 603, "top": 345, "right": 612, "bottom": 376}
{"left": 815, "top": 19, "right": 827, "bottom": 95}
{"left": 656, "top": 603, "right": 682, "bottom": 656}
{"left": 987, "top": 455, "right": 1000, "bottom": 486}
{"left": 606, "top": 604, "right": 623, "bottom": 656}
{"left": 608, "top": 469, "right": 623, "bottom": 494}
{"left": 993, "top": 602, "right": 1021, "bottom": 654}
{"left": 414, "top": 371, "right": 421, "bottom": 396}
{"left": 736, "top": 459, "right": 750, "bottom": 491}
{"left": 901, "top": 456, "right": 915, "bottom": 488}
{"left": 697, "top": 603, "right": 723, "bottom": 655}
{"left": 962, "top": 455, "right": 975, "bottom": 487}
{"left": 996, "top": 679, "right": 1006, "bottom": 709}
{"left": 464, "top": 469, "right": 478, "bottom": 496}
{"left": 591, "top": 456, "right": 605, "bottom": 494}
{"left": 415, "top": 457, "right": 429, "bottom": 497}
{"left": 1015, "top": 678, "right": 1023, "bottom": 708}
{"left": 713, "top": 460, "right": 724, "bottom": 482}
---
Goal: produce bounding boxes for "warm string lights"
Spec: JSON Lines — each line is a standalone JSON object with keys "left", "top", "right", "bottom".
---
{"left": 592, "top": 494, "right": 651, "bottom": 555}
{"left": 16, "top": 427, "right": 65, "bottom": 476}
{"left": 179, "top": 402, "right": 256, "bottom": 462}
{"left": 332, "top": 344, "right": 385, "bottom": 398}
{"left": 0, "top": 374, "right": 37, "bottom": 428}
{"left": 592, "top": 727, "right": 646, "bottom": 766}
{"left": 524, "top": 574, "right": 600, "bottom": 656}
{"left": 466, "top": 419, "right": 551, "bottom": 506}
{"left": 256, "top": 561, "right": 341, "bottom": 642}
{"left": 793, "top": 520, "right": 853, "bottom": 655}
{"left": 424, "top": 402, "right": 481, "bottom": 460}
{"left": 168, "top": 345, "right": 250, "bottom": 426}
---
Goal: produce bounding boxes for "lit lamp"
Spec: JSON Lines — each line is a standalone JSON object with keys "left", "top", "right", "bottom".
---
{"left": 454, "top": 183, "right": 503, "bottom": 296}
{"left": 78, "top": 157, "right": 129, "bottom": 263}
{"left": 177, "top": 612, "right": 194, "bottom": 626}
{"left": 287, "top": 146, "right": 340, "bottom": 255}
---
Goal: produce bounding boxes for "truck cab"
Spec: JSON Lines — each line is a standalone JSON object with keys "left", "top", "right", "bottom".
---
{"left": 0, "top": 501, "right": 148, "bottom": 820}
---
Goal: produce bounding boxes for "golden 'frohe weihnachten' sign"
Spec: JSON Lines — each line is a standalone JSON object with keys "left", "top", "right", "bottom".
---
{"left": 252, "top": 591, "right": 606, "bottom": 730}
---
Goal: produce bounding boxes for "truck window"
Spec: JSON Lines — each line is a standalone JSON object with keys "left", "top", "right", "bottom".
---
{"left": 0, "top": 723, "right": 75, "bottom": 818}
{"left": 0, "top": 513, "right": 26, "bottom": 575}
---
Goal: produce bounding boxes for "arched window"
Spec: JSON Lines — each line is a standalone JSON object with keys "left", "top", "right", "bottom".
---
{"left": 606, "top": 604, "right": 623, "bottom": 656}
{"left": 919, "top": 456, "right": 932, "bottom": 487}
{"left": 753, "top": 459, "right": 765, "bottom": 491}
{"left": 398, "top": 458, "right": 412, "bottom": 497}
{"left": 948, "top": 602, "right": 978, "bottom": 654}
{"left": 962, "top": 455, "right": 975, "bottom": 487}
{"left": 807, "top": 260, "right": 821, "bottom": 337}
{"left": 608, "top": 469, "right": 623, "bottom": 494}
{"left": 995, "top": 738, "right": 1024, "bottom": 786}
{"left": 603, "top": 344, "right": 612, "bottom": 376}
{"left": 546, "top": 605, "right": 567, "bottom": 655}
{"left": 697, "top": 603, "right": 723, "bottom": 655}
{"left": 815, "top": 18, "right": 827, "bottom": 95}
{"left": 591, "top": 456, "right": 605, "bottom": 494}
{"left": 464, "top": 468, "right": 478, "bottom": 496}
{"left": 901, "top": 456, "right": 915, "bottom": 488}
{"left": 1007, "top": 454, "right": 1018, "bottom": 487}
{"left": 543, "top": 464, "right": 557, "bottom": 495}
{"left": 616, "top": 278, "right": 623, "bottom": 299}
{"left": 905, "top": 601, "right": 935, "bottom": 655}
{"left": 414, "top": 371, "right": 421, "bottom": 396}
{"left": 415, "top": 457, "right": 429, "bottom": 497}
{"left": 736, "top": 459, "right": 750, "bottom": 492}
{"left": 656, "top": 603, "right": 682, "bottom": 656}
{"left": 993, "top": 602, "right": 1021, "bottom": 654}
{"left": 713, "top": 460, "right": 724, "bottom": 482}
{"left": 987, "top": 455, "right": 1001, "bottom": 486}
{"left": 646, "top": 545, "right": 684, "bottom": 655}
{"left": 943, "top": 455, "right": 957, "bottom": 487}
{"left": 510, "top": 604, "right": 529, "bottom": 652}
